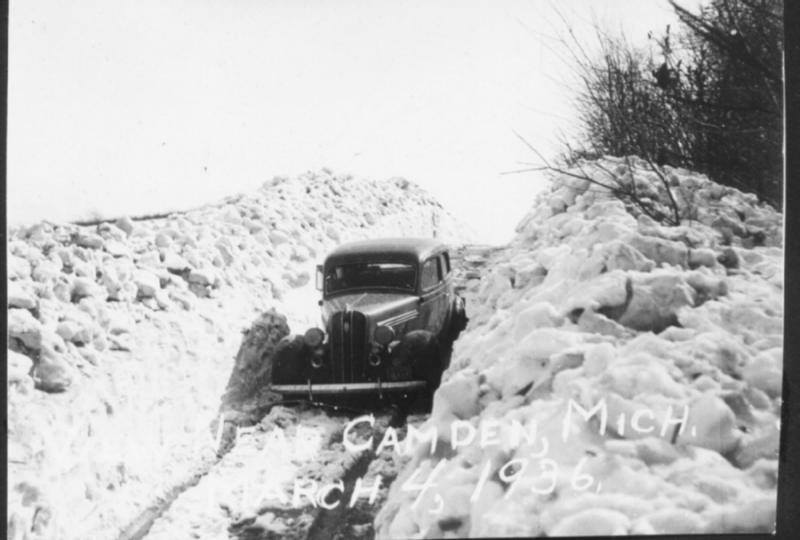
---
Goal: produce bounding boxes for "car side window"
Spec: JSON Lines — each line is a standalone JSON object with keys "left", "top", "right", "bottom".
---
{"left": 440, "top": 252, "right": 451, "bottom": 275}
{"left": 420, "top": 257, "right": 441, "bottom": 291}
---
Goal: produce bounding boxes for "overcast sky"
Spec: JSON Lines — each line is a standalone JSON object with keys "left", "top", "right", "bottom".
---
{"left": 8, "top": 0, "right": 684, "bottom": 244}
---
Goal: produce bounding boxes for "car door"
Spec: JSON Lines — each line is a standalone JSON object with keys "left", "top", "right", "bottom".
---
{"left": 418, "top": 255, "right": 447, "bottom": 336}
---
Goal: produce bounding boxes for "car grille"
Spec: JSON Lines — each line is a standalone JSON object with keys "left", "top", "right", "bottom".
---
{"left": 329, "top": 310, "right": 368, "bottom": 383}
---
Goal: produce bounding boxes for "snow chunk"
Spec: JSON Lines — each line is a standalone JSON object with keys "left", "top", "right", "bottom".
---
{"left": 548, "top": 508, "right": 630, "bottom": 536}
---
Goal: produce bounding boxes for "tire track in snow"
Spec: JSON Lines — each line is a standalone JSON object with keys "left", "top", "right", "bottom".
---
{"left": 133, "top": 400, "right": 417, "bottom": 540}
{"left": 302, "top": 406, "right": 415, "bottom": 540}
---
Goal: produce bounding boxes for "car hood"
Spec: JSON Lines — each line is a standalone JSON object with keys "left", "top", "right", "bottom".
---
{"left": 322, "top": 292, "right": 419, "bottom": 322}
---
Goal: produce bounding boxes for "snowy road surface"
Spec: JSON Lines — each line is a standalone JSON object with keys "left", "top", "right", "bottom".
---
{"left": 131, "top": 403, "right": 428, "bottom": 540}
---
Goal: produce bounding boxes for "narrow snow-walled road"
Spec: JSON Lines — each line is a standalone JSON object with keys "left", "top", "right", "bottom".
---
{"left": 22, "top": 161, "right": 777, "bottom": 540}
{"left": 111, "top": 243, "right": 499, "bottom": 540}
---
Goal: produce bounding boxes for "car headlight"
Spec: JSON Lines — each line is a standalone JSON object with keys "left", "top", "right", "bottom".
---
{"left": 374, "top": 325, "right": 395, "bottom": 346}
{"left": 304, "top": 327, "right": 325, "bottom": 347}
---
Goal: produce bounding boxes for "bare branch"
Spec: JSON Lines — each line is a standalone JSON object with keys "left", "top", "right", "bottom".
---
{"left": 643, "top": 156, "right": 681, "bottom": 225}
{"left": 500, "top": 167, "right": 549, "bottom": 175}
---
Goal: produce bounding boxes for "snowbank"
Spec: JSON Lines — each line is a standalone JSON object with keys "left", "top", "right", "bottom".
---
{"left": 375, "top": 157, "right": 783, "bottom": 537}
{"left": 6, "top": 170, "right": 473, "bottom": 540}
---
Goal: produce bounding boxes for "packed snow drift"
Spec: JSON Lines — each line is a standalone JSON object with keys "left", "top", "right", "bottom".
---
{"left": 6, "top": 157, "right": 784, "bottom": 539}
{"left": 6, "top": 170, "right": 472, "bottom": 540}
{"left": 375, "top": 157, "right": 783, "bottom": 537}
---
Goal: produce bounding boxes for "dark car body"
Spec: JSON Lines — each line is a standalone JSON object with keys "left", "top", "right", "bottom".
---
{"left": 270, "top": 238, "right": 467, "bottom": 398}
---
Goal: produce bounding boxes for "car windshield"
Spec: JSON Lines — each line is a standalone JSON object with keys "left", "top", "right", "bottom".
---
{"left": 325, "top": 262, "right": 416, "bottom": 294}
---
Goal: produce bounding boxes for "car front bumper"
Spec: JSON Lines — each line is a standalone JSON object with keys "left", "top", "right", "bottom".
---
{"left": 271, "top": 380, "right": 427, "bottom": 394}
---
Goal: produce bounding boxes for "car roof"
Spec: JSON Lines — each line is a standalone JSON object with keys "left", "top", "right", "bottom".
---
{"left": 324, "top": 237, "right": 447, "bottom": 266}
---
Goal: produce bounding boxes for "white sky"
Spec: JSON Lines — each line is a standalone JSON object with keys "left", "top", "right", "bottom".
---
{"left": 8, "top": 0, "right": 683, "bottom": 244}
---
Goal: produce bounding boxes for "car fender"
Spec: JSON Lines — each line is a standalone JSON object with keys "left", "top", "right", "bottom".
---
{"left": 271, "top": 334, "right": 311, "bottom": 384}
{"left": 391, "top": 329, "right": 442, "bottom": 388}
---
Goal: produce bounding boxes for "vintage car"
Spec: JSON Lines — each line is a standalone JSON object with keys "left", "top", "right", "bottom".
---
{"left": 269, "top": 237, "right": 468, "bottom": 400}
